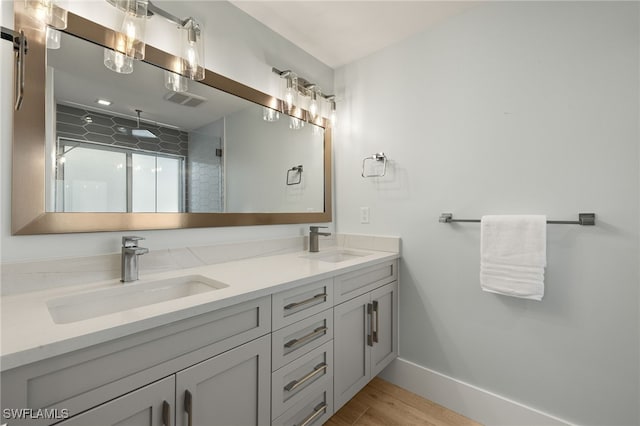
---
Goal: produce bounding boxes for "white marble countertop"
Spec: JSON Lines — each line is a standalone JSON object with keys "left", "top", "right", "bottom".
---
{"left": 1, "top": 247, "right": 398, "bottom": 371}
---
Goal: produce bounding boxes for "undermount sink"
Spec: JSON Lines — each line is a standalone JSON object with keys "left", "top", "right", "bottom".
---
{"left": 301, "top": 249, "right": 372, "bottom": 263}
{"left": 47, "top": 275, "right": 229, "bottom": 324}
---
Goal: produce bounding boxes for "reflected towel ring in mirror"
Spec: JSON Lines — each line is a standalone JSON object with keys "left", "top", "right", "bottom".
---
{"left": 287, "top": 165, "right": 303, "bottom": 185}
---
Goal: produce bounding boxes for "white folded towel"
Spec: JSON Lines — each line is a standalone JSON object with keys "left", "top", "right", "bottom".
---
{"left": 480, "top": 215, "right": 547, "bottom": 301}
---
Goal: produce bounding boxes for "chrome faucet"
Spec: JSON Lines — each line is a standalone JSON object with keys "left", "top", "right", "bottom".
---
{"left": 121, "top": 236, "right": 149, "bottom": 283}
{"left": 309, "top": 226, "right": 331, "bottom": 253}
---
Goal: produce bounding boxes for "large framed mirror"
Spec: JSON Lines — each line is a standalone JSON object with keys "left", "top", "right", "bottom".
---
{"left": 12, "top": 4, "right": 332, "bottom": 234}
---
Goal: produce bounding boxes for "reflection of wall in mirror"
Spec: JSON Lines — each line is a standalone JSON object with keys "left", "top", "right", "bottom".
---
{"left": 225, "top": 106, "right": 324, "bottom": 213}
{"left": 189, "top": 119, "right": 224, "bottom": 213}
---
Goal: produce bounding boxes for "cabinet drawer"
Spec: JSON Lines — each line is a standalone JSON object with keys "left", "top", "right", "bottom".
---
{"left": 272, "top": 309, "right": 333, "bottom": 371}
{"left": 271, "top": 340, "right": 333, "bottom": 420}
{"left": 1, "top": 297, "right": 270, "bottom": 424}
{"left": 272, "top": 279, "right": 333, "bottom": 330}
{"left": 334, "top": 260, "right": 397, "bottom": 304}
{"left": 272, "top": 384, "right": 333, "bottom": 426}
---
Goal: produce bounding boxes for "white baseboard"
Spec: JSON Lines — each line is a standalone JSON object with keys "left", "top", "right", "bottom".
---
{"left": 378, "top": 358, "right": 575, "bottom": 426}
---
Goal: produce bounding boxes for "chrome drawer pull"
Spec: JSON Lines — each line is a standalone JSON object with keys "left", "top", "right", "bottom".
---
{"left": 297, "top": 402, "right": 328, "bottom": 426}
{"left": 285, "top": 326, "right": 328, "bottom": 349}
{"left": 284, "top": 293, "right": 327, "bottom": 311}
{"left": 284, "top": 362, "right": 328, "bottom": 392}
{"left": 372, "top": 300, "right": 379, "bottom": 343}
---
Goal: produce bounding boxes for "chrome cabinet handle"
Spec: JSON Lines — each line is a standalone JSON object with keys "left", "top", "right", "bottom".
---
{"left": 284, "top": 293, "right": 327, "bottom": 310}
{"left": 184, "top": 390, "right": 193, "bottom": 426}
{"left": 372, "top": 300, "right": 379, "bottom": 343}
{"left": 284, "top": 362, "right": 328, "bottom": 392}
{"left": 367, "top": 303, "right": 373, "bottom": 347}
{"left": 297, "top": 402, "right": 328, "bottom": 426}
{"left": 284, "top": 326, "right": 328, "bottom": 349}
{"left": 162, "top": 400, "right": 171, "bottom": 426}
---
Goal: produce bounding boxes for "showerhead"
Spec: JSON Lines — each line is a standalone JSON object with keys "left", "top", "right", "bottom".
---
{"left": 134, "top": 109, "right": 157, "bottom": 139}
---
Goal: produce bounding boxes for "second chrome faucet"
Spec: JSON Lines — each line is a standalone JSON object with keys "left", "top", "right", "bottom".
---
{"left": 309, "top": 226, "right": 331, "bottom": 253}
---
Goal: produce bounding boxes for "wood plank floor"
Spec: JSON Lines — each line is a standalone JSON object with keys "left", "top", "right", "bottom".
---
{"left": 325, "top": 377, "right": 482, "bottom": 426}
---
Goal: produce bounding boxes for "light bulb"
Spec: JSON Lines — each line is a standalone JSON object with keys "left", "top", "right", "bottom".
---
{"left": 282, "top": 72, "right": 298, "bottom": 114}
{"left": 308, "top": 86, "right": 320, "bottom": 122}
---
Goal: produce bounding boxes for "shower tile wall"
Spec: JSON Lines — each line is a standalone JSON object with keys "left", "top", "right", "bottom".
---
{"left": 56, "top": 104, "right": 189, "bottom": 156}
{"left": 189, "top": 118, "right": 224, "bottom": 212}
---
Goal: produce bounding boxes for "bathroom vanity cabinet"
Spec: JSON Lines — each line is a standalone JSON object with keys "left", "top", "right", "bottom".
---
{"left": 0, "top": 259, "right": 398, "bottom": 426}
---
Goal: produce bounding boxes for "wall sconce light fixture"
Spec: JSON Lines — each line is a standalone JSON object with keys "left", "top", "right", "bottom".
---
{"left": 272, "top": 67, "right": 336, "bottom": 125}
{"left": 104, "top": 0, "right": 205, "bottom": 81}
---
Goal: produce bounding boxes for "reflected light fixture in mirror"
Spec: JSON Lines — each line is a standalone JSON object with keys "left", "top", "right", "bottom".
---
{"left": 104, "top": 48, "right": 134, "bottom": 74}
{"left": 164, "top": 70, "right": 188, "bottom": 92}
{"left": 289, "top": 116, "right": 305, "bottom": 130}
{"left": 26, "top": 0, "right": 68, "bottom": 29}
{"left": 263, "top": 107, "right": 280, "bottom": 122}
{"left": 46, "top": 27, "right": 61, "bottom": 49}
{"left": 181, "top": 18, "right": 205, "bottom": 81}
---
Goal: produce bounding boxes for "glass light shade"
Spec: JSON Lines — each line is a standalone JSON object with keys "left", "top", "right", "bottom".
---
{"left": 104, "top": 48, "right": 134, "bottom": 74}
{"left": 308, "top": 86, "right": 320, "bottom": 121}
{"left": 181, "top": 19, "right": 205, "bottom": 81}
{"left": 26, "top": 0, "right": 68, "bottom": 29}
{"left": 105, "top": 0, "right": 130, "bottom": 12}
{"left": 289, "top": 116, "right": 304, "bottom": 130}
{"left": 329, "top": 99, "right": 337, "bottom": 126}
{"left": 262, "top": 107, "right": 280, "bottom": 122}
{"left": 46, "top": 27, "right": 61, "bottom": 49}
{"left": 164, "top": 71, "right": 188, "bottom": 93}
{"left": 118, "top": 0, "right": 147, "bottom": 60}
{"left": 282, "top": 72, "right": 298, "bottom": 114}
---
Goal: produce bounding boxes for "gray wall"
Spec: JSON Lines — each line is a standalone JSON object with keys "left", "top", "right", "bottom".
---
{"left": 334, "top": 2, "right": 639, "bottom": 424}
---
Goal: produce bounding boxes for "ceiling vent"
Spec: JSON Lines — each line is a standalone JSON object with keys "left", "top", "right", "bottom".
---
{"left": 163, "top": 91, "right": 207, "bottom": 107}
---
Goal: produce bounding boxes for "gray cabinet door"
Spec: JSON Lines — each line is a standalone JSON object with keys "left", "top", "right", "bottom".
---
{"left": 333, "top": 292, "right": 371, "bottom": 411}
{"left": 371, "top": 281, "right": 398, "bottom": 377}
{"left": 56, "top": 376, "right": 174, "bottom": 426}
{"left": 175, "top": 335, "right": 270, "bottom": 426}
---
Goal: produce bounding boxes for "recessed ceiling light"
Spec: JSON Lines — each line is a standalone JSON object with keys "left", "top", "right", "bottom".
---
{"left": 96, "top": 99, "right": 112, "bottom": 106}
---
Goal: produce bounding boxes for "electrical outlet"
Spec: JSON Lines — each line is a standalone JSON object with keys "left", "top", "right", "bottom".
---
{"left": 360, "top": 207, "right": 370, "bottom": 224}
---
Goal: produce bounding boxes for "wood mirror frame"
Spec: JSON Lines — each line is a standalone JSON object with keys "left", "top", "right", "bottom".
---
{"left": 11, "top": 4, "right": 332, "bottom": 235}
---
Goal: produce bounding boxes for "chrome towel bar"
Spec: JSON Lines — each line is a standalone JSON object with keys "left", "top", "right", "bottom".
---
{"left": 439, "top": 213, "right": 596, "bottom": 226}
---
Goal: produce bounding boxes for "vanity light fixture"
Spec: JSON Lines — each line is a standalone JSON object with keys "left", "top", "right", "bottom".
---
{"left": 272, "top": 67, "right": 336, "bottom": 125}
{"left": 104, "top": 47, "right": 134, "bottom": 74}
{"left": 104, "top": 0, "right": 205, "bottom": 81}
